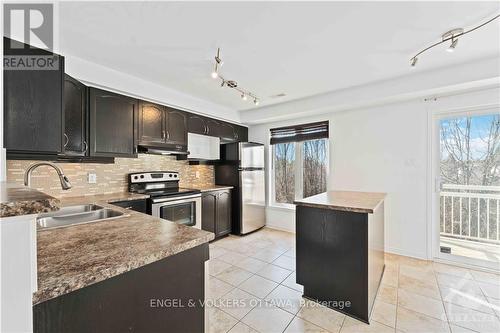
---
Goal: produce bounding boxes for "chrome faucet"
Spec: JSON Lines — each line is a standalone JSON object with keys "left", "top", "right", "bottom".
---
{"left": 24, "top": 162, "right": 72, "bottom": 190}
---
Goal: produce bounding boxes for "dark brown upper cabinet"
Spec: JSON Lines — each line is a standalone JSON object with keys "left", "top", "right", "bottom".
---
{"left": 164, "top": 107, "right": 188, "bottom": 146}
{"left": 205, "top": 118, "right": 220, "bottom": 137}
{"left": 219, "top": 122, "right": 237, "bottom": 142}
{"left": 138, "top": 101, "right": 164, "bottom": 145}
{"left": 235, "top": 125, "right": 248, "bottom": 142}
{"left": 3, "top": 38, "right": 64, "bottom": 154}
{"left": 63, "top": 75, "right": 87, "bottom": 156}
{"left": 187, "top": 114, "right": 208, "bottom": 135}
{"left": 89, "top": 88, "right": 138, "bottom": 158}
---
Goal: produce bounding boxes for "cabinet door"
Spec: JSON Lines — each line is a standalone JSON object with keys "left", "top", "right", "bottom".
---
{"left": 202, "top": 192, "right": 217, "bottom": 234}
{"left": 4, "top": 57, "right": 64, "bottom": 153}
{"left": 235, "top": 126, "right": 248, "bottom": 142}
{"left": 139, "top": 102, "right": 164, "bottom": 144}
{"left": 165, "top": 108, "right": 187, "bottom": 145}
{"left": 63, "top": 75, "right": 87, "bottom": 156}
{"left": 219, "top": 122, "right": 237, "bottom": 142}
{"left": 216, "top": 190, "right": 232, "bottom": 236}
{"left": 187, "top": 114, "right": 207, "bottom": 135}
{"left": 89, "top": 88, "right": 138, "bottom": 157}
{"left": 205, "top": 119, "right": 220, "bottom": 137}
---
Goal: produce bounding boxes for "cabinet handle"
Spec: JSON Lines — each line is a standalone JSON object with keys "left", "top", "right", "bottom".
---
{"left": 82, "top": 140, "right": 88, "bottom": 154}
{"left": 162, "top": 130, "right": 166, "bottom": 141}
{"left": 124, "top": 206, "right": 133, "bottom": 210}
{"left": 205, "top": 125, "right": 209, "bottom": 135}
{"left": 63, "top": 133, "right": 69, "bottom": 147}
{"left": 166, "top": 131, "right": 170, "bottom": 140}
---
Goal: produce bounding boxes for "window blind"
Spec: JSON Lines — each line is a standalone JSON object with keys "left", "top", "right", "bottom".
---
{"left": 270, "top": 121, "right": 329, "bottom": 145}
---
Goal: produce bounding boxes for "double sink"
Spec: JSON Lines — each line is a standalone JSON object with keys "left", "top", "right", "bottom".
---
{"left": 37, "top": 204, "right": 125, "bottom": 230}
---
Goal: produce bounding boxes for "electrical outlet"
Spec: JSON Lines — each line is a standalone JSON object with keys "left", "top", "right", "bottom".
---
{"left": 195, "top": 171, "right": 200, "bottom": 179}
{"left": 87, "top": 173, "right": 97, "bottom": 184}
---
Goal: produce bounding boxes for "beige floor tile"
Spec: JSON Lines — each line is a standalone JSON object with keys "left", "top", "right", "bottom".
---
{"left": 486, "top": 296, "right": 500, "bottom": 317}
{"left": 228, "top": 322, "right": 258, "bottom": 333}
{"left": 381, "top": 267, "right": 399, "bottom": 288}
{"left": 397, "top": 289, "right": 446, "bottom": 321}
{"left": 252, "top": 248, "right": 287, "bottom": 263}
{"left": 216, "top": 266, "right": 254, "bottom": 286}
{"left": 208, "top": 277, "right": 234, "bottom": 300}
{"left": 273, "top": 254, "right": 297, "bottom": 270}
{"left": 444, "top": 302, "right": 500, "bottom": 333}
{"left": 398, "top": 273, "right": 442, "bottom": 300}
{"left": 440, "top": 285, "right": 494, "bottom": 315}
{"left": 399, "top": 265, "right": 436, "bottom": 281}
{"left": 341, "top": 317, "right": 394, "bottom": 333}
{"left": 436, "top": 272, "right": 476, "bottom": 289}
{"left": 208, "top": 306, "right": 238, "bottom": 333}
{"left": 398, "top": 257, "right": 433, "bottom": 269}
{"left": 371, "top": 300, "right": 397, "bottom": 328}
{"left": 234, "top": 257, "right": 268, "bottom": 274}
{"left": 449, "top": 324, "right": 476, "bottom": 333}
{"left": 377, "top": 285, "right": 398, "bottom": 305}
{"left": 297, "top": 300, "right": 345, "bottom": 333}
{"left": 433, "top": 263, "right": 473, "bottom": 279}
{"left": 218, "top": 252, "right": 248, "bottom": 265}
{"left": 477, "top": 281, "right": 500, "bottom": 300}
{"left": 257, "top": 263, "right": 293, "bottom": 283}
{"left": 266, "top": 284, "right": 305, "bottom": 315}
{"left": 217, "top": 288, "right": 260, "bottom": 320}
{"left": 249, "top": 239, "right": 275, "bottom": 249}
{"left": 470, "top": 270, "right": 500, "bottom": 286}
{"left": 283, "top": 247, "right": 296, "bottom": 258}
{"left": 282, "top": 272, "right": 304, "bottom": 293}
{"left": 238, "top": 274, "right": 279, "bottom": 299}
{"left": 285, "top": 317, "right": 331, "bottom": 333}
{"left": 242, "top": 303, "right": 295, "bottom": 333}
{"left": 210, "top": 246, "right": 229, "bottom": 259}
{"left": 396, "top": 307, "right": 450, "bottom": 333}
{"left": 210, "top": 259, "right": 233, "bottom": 276}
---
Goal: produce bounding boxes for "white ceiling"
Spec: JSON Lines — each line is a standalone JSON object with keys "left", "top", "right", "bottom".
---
{"left": 58, "top": 1, "right": 500, "bottom": 112}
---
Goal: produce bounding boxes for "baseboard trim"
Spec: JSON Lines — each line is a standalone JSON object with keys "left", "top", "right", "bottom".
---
{"left": 264, "top": 224, "right": 295, "bottom": 234}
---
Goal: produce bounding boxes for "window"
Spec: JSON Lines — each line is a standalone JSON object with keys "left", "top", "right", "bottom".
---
{"left": 271, "top": 121, "right": 329, "bottom": 207}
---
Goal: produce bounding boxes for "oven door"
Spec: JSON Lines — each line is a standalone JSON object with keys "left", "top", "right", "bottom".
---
{"left": 151, "top": 194, "right": 202, "bottom": 229}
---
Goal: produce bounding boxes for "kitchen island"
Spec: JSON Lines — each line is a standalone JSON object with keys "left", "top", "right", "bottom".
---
{"left": 294, "top": 191, "right": 385, "bottom": 323}
{"left": 33, "top": 193, "right": 214, "bottom": 333}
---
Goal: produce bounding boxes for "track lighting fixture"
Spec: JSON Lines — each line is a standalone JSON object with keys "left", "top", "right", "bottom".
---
{"left": 210, "top": 47, "right": 260, "bottom": 105}
{"left": 447, "top": 38, "right": 458, "bottom": 52}
{"left": 409, "top": 14, "right": 499, "bottom": 68}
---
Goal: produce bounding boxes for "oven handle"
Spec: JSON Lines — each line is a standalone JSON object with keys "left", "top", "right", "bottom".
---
{"left": 151, "top": 194, "right": 201, "bottom": 204}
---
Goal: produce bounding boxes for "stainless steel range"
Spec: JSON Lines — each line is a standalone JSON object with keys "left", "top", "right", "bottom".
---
{"left": 128, "top": 171, "right": 201, "bottom": 229}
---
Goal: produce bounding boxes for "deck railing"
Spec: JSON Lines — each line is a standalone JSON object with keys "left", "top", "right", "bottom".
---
{"left": 440, "top": 184, "right": 500, "bottom": 244}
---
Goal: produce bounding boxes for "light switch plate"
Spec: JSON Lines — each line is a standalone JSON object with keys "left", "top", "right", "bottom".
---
{"left": 87, "top": 173, "right": 97, "bottom": 184}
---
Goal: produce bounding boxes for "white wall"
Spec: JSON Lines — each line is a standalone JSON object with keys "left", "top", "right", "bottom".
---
{"left": 248, "top": 86, "right": 500, "bottom": 260}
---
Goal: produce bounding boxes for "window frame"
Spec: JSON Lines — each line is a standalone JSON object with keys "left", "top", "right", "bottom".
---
{"left": 270, "top": 138, "right": 329, "bottom": 210}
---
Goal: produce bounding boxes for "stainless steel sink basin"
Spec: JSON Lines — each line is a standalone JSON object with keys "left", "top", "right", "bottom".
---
{"left": 38, "top": 204, "right": 104, "bottom": 218}
{"left": 37, "top": 206, "right": 125, "bottom": 230}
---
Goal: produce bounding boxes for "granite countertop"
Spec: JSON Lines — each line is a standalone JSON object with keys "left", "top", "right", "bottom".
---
{"left": 0, "top": 182, "right": 59, "bottom": 218}
{"left": 34, "top": 192, "right": 214, "bottom": 305}
{"left": 196, "top": 185, "right": 234, "bottom": 192}
{"left": 294, "top": 191, "right": 386, "bottom": 214}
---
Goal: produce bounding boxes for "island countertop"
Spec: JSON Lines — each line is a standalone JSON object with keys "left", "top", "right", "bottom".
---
{"left": 294, "top": 190, "right": 386, "bottom": 214}
{"left": 34, "top": 192, "right": 214, "bottom": 305}
{"left": 0, "top": 182, "right": 59, "bottom": 218}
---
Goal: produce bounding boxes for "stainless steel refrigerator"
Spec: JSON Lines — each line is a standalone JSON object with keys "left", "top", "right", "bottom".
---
{"left": 215, "top": 142, "right": 266, "bottom": 235}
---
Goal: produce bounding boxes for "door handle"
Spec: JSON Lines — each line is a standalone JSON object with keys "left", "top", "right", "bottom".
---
{"left": 63, "top": 133, "right": 69, "bottom": 147}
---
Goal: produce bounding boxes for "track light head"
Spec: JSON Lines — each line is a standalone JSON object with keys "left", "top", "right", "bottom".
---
{"left": 241, "top": 93, "right": 248, "bottom": 101}
{"left": 410, "top": 57, "right": 418, "bottom": 68}
{"left": 254, "top": 98, "right": 259, "bottom": 106}
{"left": 221, "top": 80, "right": 226, "bottom": 87}
{"left": 211, "top": 71, "right": 218, "bottom": 79}
{"left": 447, "top": 38, "right": 458, "bottom": 52}
{"left": 215, "top": 56, "right": 223, "bottom": 66}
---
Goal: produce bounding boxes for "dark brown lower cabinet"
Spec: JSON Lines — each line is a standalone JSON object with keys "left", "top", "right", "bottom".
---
{"left": 33, "top": 243, "right": 208, "bottom": 333}
{"left": 202, "top": 189, "right": 231, "bottom": 239}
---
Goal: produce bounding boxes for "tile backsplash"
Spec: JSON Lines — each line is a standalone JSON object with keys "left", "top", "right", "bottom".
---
{"left": 6, "top": 154, "right": 214, "bottom": 198}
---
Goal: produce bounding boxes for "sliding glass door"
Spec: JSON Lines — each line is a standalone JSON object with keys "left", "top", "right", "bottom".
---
{"left": 433, "top": 110, "right": 500, "bottom": 270}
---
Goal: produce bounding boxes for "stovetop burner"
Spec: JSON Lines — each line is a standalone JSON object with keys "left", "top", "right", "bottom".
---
{"left": 128, "top": 171, "right": 200, "bottom": 198}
